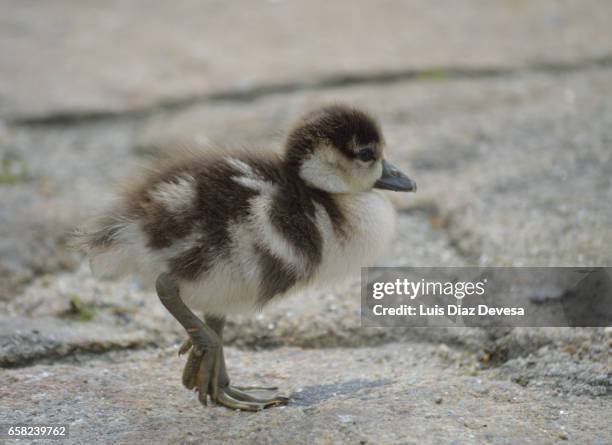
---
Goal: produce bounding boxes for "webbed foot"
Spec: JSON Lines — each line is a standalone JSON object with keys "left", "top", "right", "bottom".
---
{"left": 179, "top": 338, "right": 288, "bottom": 411}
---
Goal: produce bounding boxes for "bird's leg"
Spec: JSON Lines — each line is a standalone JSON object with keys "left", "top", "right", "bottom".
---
{"left": 156, "top": 273, "right": 220, "bottom": 407}
{"left": 204, "top": 316, "right": 289, "bottom": 410}
{"left": 178, "top": 315, "right": 288, "bottom": 411}
{"left": 157, "top": 273, "right": 287, "bottom": 410}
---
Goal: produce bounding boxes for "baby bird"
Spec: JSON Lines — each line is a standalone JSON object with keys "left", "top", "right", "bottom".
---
{"left": 76, "top": 104, "right": 416, "bottom": 411}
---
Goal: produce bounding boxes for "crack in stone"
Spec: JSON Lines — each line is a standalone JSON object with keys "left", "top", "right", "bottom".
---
{"left": 0, "top": 339, "right": 160, "bottom": 369}
{"left": 11, "top": 55, "right": 612, "bottom": 127}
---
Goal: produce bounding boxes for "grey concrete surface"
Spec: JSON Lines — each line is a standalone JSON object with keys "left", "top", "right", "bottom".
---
{"left": 1, "top": 2, "right": 611, "bottom": 444}
{"left": 2, "top": 0, "right": 612, "bottom": 119}
{"left": 1, "top": 343, "right": 610, "bottom": 445}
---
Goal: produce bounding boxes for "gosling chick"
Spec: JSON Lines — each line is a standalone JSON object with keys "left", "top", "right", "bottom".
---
{"left": 75, "top": 104, "right": 416, "bottom": 411}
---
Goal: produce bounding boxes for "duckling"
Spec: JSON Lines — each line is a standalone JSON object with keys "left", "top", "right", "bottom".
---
{"left": 75, "top": 104, "right": 416, "bottom": 411}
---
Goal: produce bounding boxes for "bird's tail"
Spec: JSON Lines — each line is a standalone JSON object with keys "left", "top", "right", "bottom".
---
{"left": 70, "top": 211, "right": 141, "bottom": 280}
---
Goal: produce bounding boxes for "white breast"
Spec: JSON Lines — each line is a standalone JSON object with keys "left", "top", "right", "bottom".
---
{"left": 312, "top": 191, "right": 396, "bottom": 287}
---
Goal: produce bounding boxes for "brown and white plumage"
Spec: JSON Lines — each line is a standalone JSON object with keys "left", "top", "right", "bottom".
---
{"left": 75, "top": 105, "right": 415, "bottom": 316}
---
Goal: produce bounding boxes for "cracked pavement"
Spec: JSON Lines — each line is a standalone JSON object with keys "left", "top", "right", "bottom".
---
{"left": 1, "top": 1, "right": 611, "bottom": 444}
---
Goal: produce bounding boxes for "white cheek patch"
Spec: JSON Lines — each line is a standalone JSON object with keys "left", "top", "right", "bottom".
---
{"left": 150, "top": 174, "right": 197, "bottom": 213}
{"left": 299, "top": 147, "right": 384, "bottom": 193}
{"left": 299, "top": 147, "right": 353, "bottom": 193}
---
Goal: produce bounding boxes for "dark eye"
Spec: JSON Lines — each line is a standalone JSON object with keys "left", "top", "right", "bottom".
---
{"left": 356, "top": 148, "right": 375, "bottom": 162}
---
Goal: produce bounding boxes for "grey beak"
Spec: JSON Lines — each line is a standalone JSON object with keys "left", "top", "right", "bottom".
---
{"left": 374, "top": 159, "right": 417, "bottom": 192}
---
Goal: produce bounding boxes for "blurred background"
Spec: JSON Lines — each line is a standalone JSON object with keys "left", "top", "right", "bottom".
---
{"left": 0, "top": 1, "right": 611, "bottom": 443}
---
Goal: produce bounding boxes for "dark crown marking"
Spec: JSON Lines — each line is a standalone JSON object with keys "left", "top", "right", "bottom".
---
{"left": 284, "top": 104, "right": 383, "bottom": 168}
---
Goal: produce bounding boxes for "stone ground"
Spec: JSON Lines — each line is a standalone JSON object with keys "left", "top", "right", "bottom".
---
{"left": 1, "top": 1, "right": 611, "bottom": 444}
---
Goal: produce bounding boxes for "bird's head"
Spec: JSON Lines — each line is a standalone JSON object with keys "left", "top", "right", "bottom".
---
{"left": 284, "top": 104, "right": 416, "bottom": 194}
